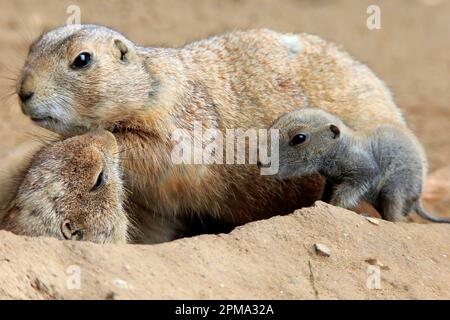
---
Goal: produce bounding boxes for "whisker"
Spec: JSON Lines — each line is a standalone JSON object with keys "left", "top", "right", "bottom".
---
{"left": 17, "top": 16, "right": 36, "bottom": 45}
{"left": 0, "top": 77, "right": 17, "bottom": 84}
{"left": 0, "top": 91, "right": 16, "bottom": 99}
{"left": 0, "top": 61, "right": 21, "bottom": 79}
{"left": 0, "top": 91, "right": 18, "bottom": 109}
{"left": 117, "top": 144, "right": 142, "bottom": 154}
{"left": 0, "top": 83, "right": 17, "bottom": 90}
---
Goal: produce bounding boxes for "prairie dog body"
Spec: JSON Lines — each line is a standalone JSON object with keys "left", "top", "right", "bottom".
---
{"left": 17, "top": 25, "right": 406, "bottom": 226}
{"left": 271, "top": 108, "right": 449, "bottom": 223}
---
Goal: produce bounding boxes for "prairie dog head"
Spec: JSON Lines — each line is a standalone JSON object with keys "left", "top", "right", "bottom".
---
{"left": 271, "top": 108, "right": 345, "bottom": 177}
{"left": 1, "top": 130, "right": 129, "bottom": 244}
{"left": 17, "top": 24, "right": 155, "bottom": 136}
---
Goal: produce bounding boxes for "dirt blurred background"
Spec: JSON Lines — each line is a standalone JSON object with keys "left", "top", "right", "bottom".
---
{"left": 0, "top": 0, "right": 448, "bottom": 170}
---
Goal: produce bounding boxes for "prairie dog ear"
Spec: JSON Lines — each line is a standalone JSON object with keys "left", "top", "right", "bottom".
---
{"left": 112, "top": 38, "right": 135, "bottom": 62}
{"left": 329, "top": 124, "right": 341, "bottom": 139}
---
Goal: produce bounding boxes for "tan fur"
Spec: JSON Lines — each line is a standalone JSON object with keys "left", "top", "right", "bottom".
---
{"left": 17, "top": 25, "right": 407, "bottom": 230}
{"left": 0, "top": 130, "right": 131, "bottom": 244}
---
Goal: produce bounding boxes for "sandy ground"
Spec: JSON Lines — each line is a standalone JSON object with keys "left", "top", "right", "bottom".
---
{"left": 0, "top": 0, "right": 449, "bottom": 299}
{"left": 0, "top": 202, "right": 449, "bottom": 300}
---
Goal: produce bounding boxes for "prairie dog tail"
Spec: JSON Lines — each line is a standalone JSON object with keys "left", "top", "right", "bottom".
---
{"left": 415, "top": 202, "right": 450, "bottom": 223}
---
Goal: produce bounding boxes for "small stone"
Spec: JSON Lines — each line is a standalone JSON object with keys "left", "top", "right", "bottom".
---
{"left": 364, "top": 216, "right": 380, "bottom": 225}
{"left": 365, "top": 258, "right": 389, "bottom": 270}
{"left": 219, "top": 283, "right": 225, "bottom": 288}
{"left": 112, "top": 278, "right": 128, "bottom": 289}
{"left": 314, "top": 243, "right": 331, "bottom": 257}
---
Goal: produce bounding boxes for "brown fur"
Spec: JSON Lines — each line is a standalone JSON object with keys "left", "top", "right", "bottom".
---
{"left": 17, "top": 25, "right": 407, "bottom": 231}
{"left": 0, "top": 130, "right": 131, "bottom": 243}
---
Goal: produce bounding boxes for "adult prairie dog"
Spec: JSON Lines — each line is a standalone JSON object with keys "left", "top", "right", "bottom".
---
{"left": 17, "top": 25, "right": 406, "bottom": 226}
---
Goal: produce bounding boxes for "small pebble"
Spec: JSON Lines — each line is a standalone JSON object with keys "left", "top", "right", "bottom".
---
{"left": 112, "top": 278, "right": 128, "bottom": 289}
{"left": 364, "top": 216, "right": 380, "bottom": 225}
{"left": 314, "top": 243, "right": 331, "bottom": 257}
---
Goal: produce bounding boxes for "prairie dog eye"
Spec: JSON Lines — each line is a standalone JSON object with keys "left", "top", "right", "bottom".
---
{"left": 290, "top": 133, "right": 308, "bottom": 146}
{"left": 71, "top": 52, "right": 92, "bottom": 69}
{"left": 91, "top": 169, "right": 107, "bottom": 192}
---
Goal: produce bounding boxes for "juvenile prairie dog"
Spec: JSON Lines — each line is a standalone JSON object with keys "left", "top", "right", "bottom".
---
{"left": 0, "top": 130, "right": 131, "bottom": 243}
{"left": 271, "top": 108, "right": 450, "bottom": 223}
{"left": 17, "top": 25, "right": 406, "bottom": 226}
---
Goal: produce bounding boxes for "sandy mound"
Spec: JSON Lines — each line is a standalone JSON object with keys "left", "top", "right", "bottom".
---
{"left": 0, "top": 200, "right": 449, "bottom": 300}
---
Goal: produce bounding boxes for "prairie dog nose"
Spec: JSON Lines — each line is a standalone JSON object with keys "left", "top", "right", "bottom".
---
{"left": 61, "top": 220, "right": 84, "bottom": 241}
{"left": 18, "top": 90, "right": 34, "bottom": 103}
{"left": 17, "top": 72, "right": 35, "bottom": 103}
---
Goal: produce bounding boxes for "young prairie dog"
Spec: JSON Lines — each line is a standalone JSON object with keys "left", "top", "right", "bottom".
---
{"left": 0, "top": 130, "right": 131, "bottom": 243}
{"left": 271, "top": 108, "right": 450, "bottom": 223}
{"left": 17, "top": 25, "right": 406, "bottom": 227}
